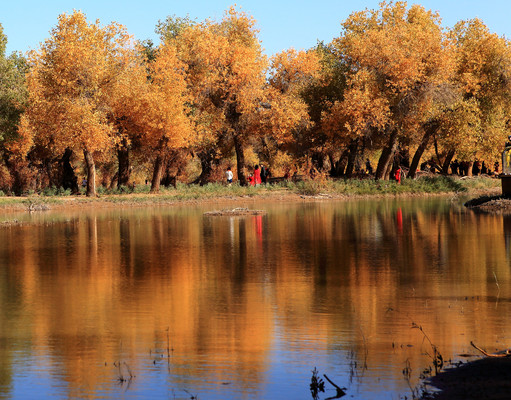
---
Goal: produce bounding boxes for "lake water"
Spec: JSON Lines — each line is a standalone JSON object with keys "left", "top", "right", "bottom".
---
{"left": 0, "top": 197, "right": 510, "bottom": 400}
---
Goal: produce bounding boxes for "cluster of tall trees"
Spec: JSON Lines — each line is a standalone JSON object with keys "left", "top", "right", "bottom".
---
{"left": 1, "top": 2, "right": 511, "bottom": 196}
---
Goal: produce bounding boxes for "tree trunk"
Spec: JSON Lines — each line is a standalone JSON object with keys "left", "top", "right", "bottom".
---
{"left": 408, "top": 123, "right": 438, "bottom": 178}
{"left": 328, "top": 154, "right": 337, "bottom": 177}
{"left": 194, "top": 149, "right": 215, "bottom": 186}
{"left": 117, "top": 145, "right": 131, "bottom": 188}
{"left": 384, "top": 158, "right": 394, "bottom": 180}
{"left": 61, "top": 148, "right": 79, "bottom": 193}
{"left": 234, "top": 134, "right": 247, "bottom": 186}
{"left": 408, "top": 138, "right": 431, "bottom": 179}
{"left": 311, "top": 152, "right": 325, "bottom": 173}
{"left": 442, "top": 149, "right": 456, "bottom": 174}
{"left": 375, "top": 130, "right": 398, "bottom": 180}
{"left": 466, "top": 161, "right": 474, "bottom": 177}
{"left": 330, "top": 148, "right": 349, "bottom": 177}
{"left": 83, "top": 148, "right": 96, "bottom": 197}
{"left": 2, "top": 155, "right": 24, "bottom": 195}
{"left": 151, "top": 154, "right": 165, "bottom": 193}
{"left": 161, "top": 154, "right": 177, "bottom": 188}
{"left": 345, "top": 139, "right": 359, "bottom": 178}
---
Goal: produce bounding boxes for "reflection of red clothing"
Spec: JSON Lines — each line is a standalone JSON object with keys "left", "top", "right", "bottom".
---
{"left": 254, "top": 168, "right": 261, "bottom": 185}
{"left": 255, "top": 215, "right": 262, "bottom": 237}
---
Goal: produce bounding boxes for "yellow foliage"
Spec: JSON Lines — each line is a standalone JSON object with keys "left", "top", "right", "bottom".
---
{"left": 23, "top": 11, "right": 133, "bottom": 157}
{"left": 332, "top": 1, "right": 454, "bottom": 143}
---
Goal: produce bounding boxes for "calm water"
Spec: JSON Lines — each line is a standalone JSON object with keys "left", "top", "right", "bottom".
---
{"left": 0, "top": 197, "right": 510, "bottom": 400}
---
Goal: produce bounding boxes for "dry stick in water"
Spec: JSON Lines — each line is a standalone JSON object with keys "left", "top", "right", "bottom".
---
{"left": 493, "top": 271, "right": 501, "bottom": 308}
{"left": 117, "top": 362, "right": 125, "bottom": 382}
{"left": 323, "top": 374, "right": 346, "bottom": 398}
{"left": 123, "top": 362, "right": 134, "bottom": 379}
{"left": 167, "top": 327, "right": 171, "bottom": 359}
{"left": 493, "top": 271, "right": 501, "bottom": 292}
{"left": 470, "top": 341, "right": 511, "bottom": 358}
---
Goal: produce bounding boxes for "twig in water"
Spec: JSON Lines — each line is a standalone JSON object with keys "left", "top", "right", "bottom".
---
{"left": 117, "top": 361, "right": 125, "bottom": 382}
{"left": 183, "top": 389, "right": 198, "bottom": 399}
{"left": 470, "top": 341, "right": 511, "bottom": 358}
{"left": 388, "top": 308, "right": 444, "bottom": 375}
{"left": 167, "top": 327, "right": 172, "bottom": 358}
{"left": 493, "top": 271, "right": 501, "bottom": 292}
{"left": 123, "top": 362, "right": 135, "bottom": 379}
{"left": 411, "top": 321, "right": 443, "bottom": 374}
{"left": 116, "top": 361, "right": 135, "bottom": 383}
{"left": 359, "top": 327, "right": 369, "bottom": 371}
{"left": 323, "top": 374, "right": 346, "bottom": 398}
{"left": 493, "top": 270, "right": 501, "bottom": 308}
{"left": 310, "top": 367, "right": 325, "bottom": 399}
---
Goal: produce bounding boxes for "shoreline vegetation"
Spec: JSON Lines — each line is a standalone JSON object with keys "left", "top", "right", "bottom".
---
{"left": 0, "top": 175, "right": 501, "bottom": 212}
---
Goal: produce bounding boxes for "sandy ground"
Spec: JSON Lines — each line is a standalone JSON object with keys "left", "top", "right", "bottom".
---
{"left": 0, "top": 190, "right": 309, "bottom": 213}
{"left": 0, "top": 185, "right": 501, "bottom": 214}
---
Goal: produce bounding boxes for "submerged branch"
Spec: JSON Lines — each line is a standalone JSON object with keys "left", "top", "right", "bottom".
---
{"left": 470, "top": 341, "right": 511, "bottom": 358}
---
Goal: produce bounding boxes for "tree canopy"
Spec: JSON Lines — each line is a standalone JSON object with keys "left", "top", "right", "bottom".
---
{"left": 2, "top": 2, "right": 511, "bottom": 195}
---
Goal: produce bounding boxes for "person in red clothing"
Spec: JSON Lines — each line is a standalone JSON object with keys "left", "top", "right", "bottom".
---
{"left": 395, "top": 167, "right": 402, "bottom": 184}
{"left": 248, "top": 173, "right": 255, "bottom": 186}
{"left": 253, "top": 165, "right": 262, "bottom": 186}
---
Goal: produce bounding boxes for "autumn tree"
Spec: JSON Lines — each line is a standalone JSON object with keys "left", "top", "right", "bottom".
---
{"left": 434, "top": 18, "right": 511, "bottom": 174}
{"left": 297, "top": 42, "right": 348, "bottom": 176}
{"left": 260, "top": 48, "right": 321, "bottom": 174}
{"left": 331, "top": 1, "right": 453, "bottom": 180}
{"left": 171, "top": 7, "right": 267, "bottom": 186}
{"left": 133, "top": 43, "right": 192, "bottom": 193}
{"left": 0, "top": 24, "right": 30, "bottom": 193}
{"left": 20, "top": 11, "right": 135, "bottom": 196}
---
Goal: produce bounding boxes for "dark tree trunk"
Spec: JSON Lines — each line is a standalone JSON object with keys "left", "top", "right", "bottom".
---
{"left": 151, "top": 154, "right": 165, "bottom": 193}
{"left": 442, "top": 149, "right": 456, "bottom": 174}
{"left": 193, "top": 149, "right": 215, "bottom": 186}
{"left": 61, "top": 148, "right": 79, "bottom": 193}
{"left": 117, "top": 145, "right": 131, "bottom": 188}
{"left": 384, "top": 157, "right": 394, "bottom": 180}
{"left": 345, "top": 139, "right": 359, "bottom": 178}
{"left": 408, "top": 126, "right": 436, "bottom": 179}
{"left": 395, "top": 147, "right": 410, "bottom": 169}
{"left": 375, "top": 130, "right": 398, "bottom": 180}
{"left": 330, "top": 148, "right": 349, "bottom": 177}
{"left": 2, "top": 155, "right": 24, "bottom": 195}
{"left": 83, "top": 148, "right": 96, "bottom": 197}
{"left": 311, "top": 152, "right": 325, "bottom": 173}
{"left": 328, "top": 154, "right": 337, "bottom": 177}
{"left": 234, "top": 135, "right": 247, "bottom": 186}
{"left": 44, "top": 159, "right": 55, "bottom": 188}
{"left": 161, "top": 153, "right": 178, "bottom": 188}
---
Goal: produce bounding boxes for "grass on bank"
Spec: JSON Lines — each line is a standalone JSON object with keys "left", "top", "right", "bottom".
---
{"left": 0, "top": 175, "right": 500, "bottom": 209}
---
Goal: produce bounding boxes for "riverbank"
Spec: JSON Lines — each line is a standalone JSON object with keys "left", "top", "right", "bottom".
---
{"left": 0, "top": 176, "right": 501, "bottom": 212}
{"left": 465, "top": 194, "right": 511, "bottom": 213}
{"left": 423, "top": 356, "right": 511, "bottom": 399}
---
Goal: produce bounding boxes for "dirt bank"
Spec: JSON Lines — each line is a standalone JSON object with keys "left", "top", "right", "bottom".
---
{"left": 464, "top": 194, "right": 511, "bottom": 214}
{"left": 425, "top": 356, "right": 511, "bottom": 399}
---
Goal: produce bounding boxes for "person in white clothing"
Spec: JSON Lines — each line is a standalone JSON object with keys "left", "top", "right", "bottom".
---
{"left": 226, "top": 167, "right": 233, "bottom": 185}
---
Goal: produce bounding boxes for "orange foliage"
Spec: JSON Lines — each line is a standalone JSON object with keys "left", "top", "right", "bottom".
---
{"left": 23, "top": 11, "right": 134, "bottom": 155}
{"left": 119, "top": 42, "right": 192, "bottom": 154}
{"left": 329, "top": 2, "right": 453, "bottom": 143}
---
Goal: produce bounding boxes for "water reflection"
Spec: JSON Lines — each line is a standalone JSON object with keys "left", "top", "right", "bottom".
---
{"left": 0, "top": 199, "right": 510, "bottom": 399}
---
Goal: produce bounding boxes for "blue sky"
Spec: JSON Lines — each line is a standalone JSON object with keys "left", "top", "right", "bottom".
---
{"left": 2, "top": 0, "right": 511, "bottom": 56}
